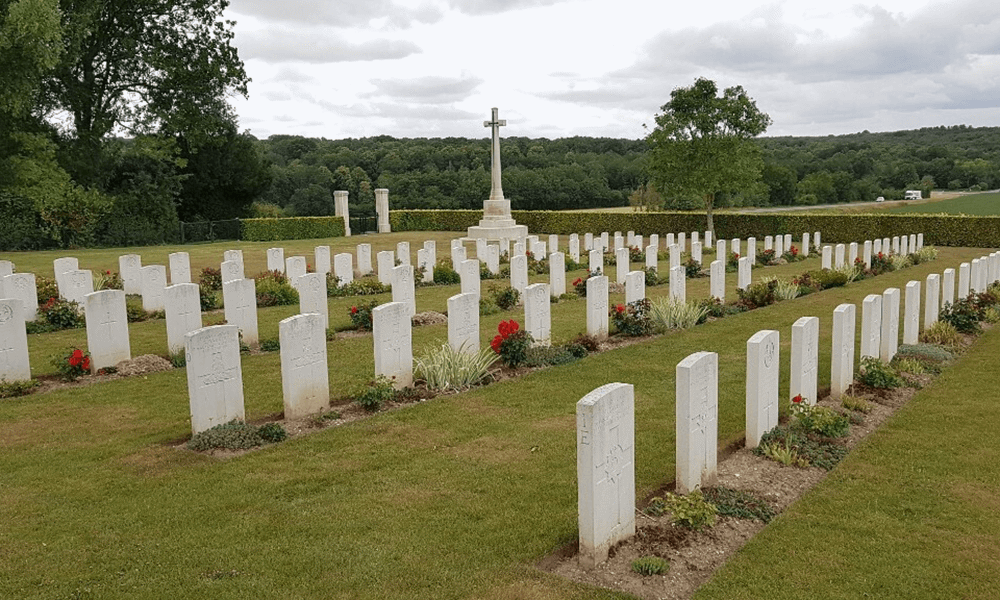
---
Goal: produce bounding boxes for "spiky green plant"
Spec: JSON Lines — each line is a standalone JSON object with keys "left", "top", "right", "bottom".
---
{"left": 833, "top": 263, "right": 861, "bottom": 284}
{"left": 649, "top": 297, "right": 709, "bottom": 332}
{"left": 890, "top": 254, "right": 911, "bottom": 270}
{"left": 415, "top": 342, "right": 496, "bottom": 392}
{"left": 773, "top": 278, "right": 800, "bottom": 301}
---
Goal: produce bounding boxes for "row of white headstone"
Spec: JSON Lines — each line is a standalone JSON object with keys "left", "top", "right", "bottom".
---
{"left": 574, "top": 250, "right": 996, "bottom": 568}
{"left": 819, "top": 234, "right": 924, "bottom": 270}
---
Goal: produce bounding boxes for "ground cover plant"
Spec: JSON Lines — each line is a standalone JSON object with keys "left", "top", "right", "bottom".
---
{"left": 0, "top": 235, "right": 989, "bottom": 600}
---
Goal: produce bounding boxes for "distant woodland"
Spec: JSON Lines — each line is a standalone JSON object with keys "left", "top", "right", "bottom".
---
{"left": 255, "top": 125, "right": 1000, "bottom": 220}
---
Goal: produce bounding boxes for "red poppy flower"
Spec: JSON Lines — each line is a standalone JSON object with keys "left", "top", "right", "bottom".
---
{"left": 350, "top": 306, "right": 358, "bottom": 314}
{"left": 491, "top": 335, "right": 503, "bottom": 354}
{"left": 615, "top": 304, "right": 625, "bottom": 314}
{"left": 792, "top": 394, "right": 803, "bottom": 404}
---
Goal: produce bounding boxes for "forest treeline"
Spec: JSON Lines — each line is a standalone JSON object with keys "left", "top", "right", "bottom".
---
{"left": 255, "top": 125, "right": 1000, "bottom": 220}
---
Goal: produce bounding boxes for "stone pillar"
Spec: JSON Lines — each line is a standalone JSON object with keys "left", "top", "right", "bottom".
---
{"left": 375, "top": 188, "right": 391, "bottom": 233}
{"left": 334, "top": 190, "right": 351, "bottom": 236}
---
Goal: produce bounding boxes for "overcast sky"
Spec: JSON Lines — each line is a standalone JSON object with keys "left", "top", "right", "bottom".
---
{"left": 227, "top": 0, "right": 1000, "bottom": 141}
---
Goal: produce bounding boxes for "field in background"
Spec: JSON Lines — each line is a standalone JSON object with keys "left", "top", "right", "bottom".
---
{"left": 883, "top": 192, "right": 1000, "bottom": 215}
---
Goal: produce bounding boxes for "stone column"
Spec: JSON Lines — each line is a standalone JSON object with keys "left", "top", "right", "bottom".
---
{"left": 334, "top": 190, "right": 351, "bottom": 236}
{"left": 375, "top": 188, "right": 391, "bottom": 233}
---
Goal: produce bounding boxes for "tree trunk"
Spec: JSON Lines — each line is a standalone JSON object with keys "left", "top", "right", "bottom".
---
{"left": 704, "top": 192, "right": 715, "bottom": 237}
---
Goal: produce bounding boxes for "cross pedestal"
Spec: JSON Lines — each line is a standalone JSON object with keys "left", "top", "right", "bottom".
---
{"left": 467, "top": 107, "right": 528, "bottom": 242}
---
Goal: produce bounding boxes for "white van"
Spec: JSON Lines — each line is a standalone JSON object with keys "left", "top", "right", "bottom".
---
{"left": 904, "top": 190, "right": 922, "bottom": 200}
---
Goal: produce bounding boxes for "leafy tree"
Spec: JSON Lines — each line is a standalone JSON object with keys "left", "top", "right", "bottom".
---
{"left": 42, "top": 0, "right": 248, "bottom": 185}
{"left": 646, "top": 78, "right": 771, "bottom": 233}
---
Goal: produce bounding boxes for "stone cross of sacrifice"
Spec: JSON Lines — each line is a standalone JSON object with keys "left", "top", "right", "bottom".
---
{"left": 484, "top": 107, "right": 506, "bottom": 202}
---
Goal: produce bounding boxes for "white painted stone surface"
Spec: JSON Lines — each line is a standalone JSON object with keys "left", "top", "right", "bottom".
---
{"left": 676, "top": 351, "right": 718, "bottom": 495}
{"left": 615, "top": 248, "right": 629, "bottom": 285}
{"left": 863, "top": 240, "right": 872, "bottom": 269}
{"left": 314, "top": 246, "right": 331, "bottom": 277}
{"left": 577, "top": 382, "right": 635, "bottom": 569}
{"left": 0, "top": 261, "right": 11, "bottom": 279}
{"left": 645, "top": 245, "right": 658, "bottom": 272}
{"left": 524, "top": 283, "right": 551, "bottom": 346}
{"left": 958, "top": 262, "right": 971, "bottom": 298}
{"left": 710, "top": 260, "right": 724, "bottom": 301}
{"left": 790, "top": 316, "right": 819, "bottom": 405}
{"left": 334, "top": 253, "right": 353, "bottom": 287}
{"left": 802, "top": 232, "right": 810, "bottom": 256}
{"left": 452, "top": 245, "right": 468, "bottom": 270}
{"left": 391, "top": 264, "right": 416, "bottom": 318}
{"left": 691, "top": 241, "right": 702, "bottom": 265}
{"left": 139, "top": 266, "right": 165, "bottom": 312}
{"left": 119, "top": 254, "right": 142, "bottom": 294}
{"left": 357, "top": 244, "right": 373, "bottom": 276}
{"left": 746, "top": 329, "right": 779, "bottom": 449}
{"left": 550, "top": 252, "right": 566, "bottom": 297}
{"left": 298, "top": 273, "right": 329, "bottom": 331}
{"left": 396, "top": 242, "right": 410, "bottom": 267}
{"left": 2, "top": 274, "right": 37, "bottom": 322}
{"left": 942, "top": 268, "right": 955, "bottom": 308}
{"left": 704, "top": 230, "right": 712, "bottom": 248}
{"left": 485, "top": 244, "right": 500, "bottom": 275}
{"left": 814, "top": 231, "right": 821, "bottom": 249}
{"left": 822, "top": 246, "right": 832, "bottom": 270}
{"left": 584, "top": 232, "right": 594, "bottom": 251}
{"left": 223, "top": 249, "right": 243, "bottom": 267}
{"left": 185, "top": 324, "right": 244, "bottom": 434}
{"left": 669, "top": 244, "right": 681, "bottom": 270}
{"left": 165, "top": 283, "right": 202, "bottom": 354}
{"left": 849, "top": 242, "right": 858, "bottom": 266}
{"left": 589, "top": 249, "right": 602, "bottom": 274}
{"left": 666, "top": 233, "right": 675, "bottom": 249}
{"left": 678, "top": 232, "right": 686, "bottom": 252}
{"left": 764, "top": 235, "right": 773, "bottom": 251}
{"left": 925, "top": 274, "right": 940, "bottom": 329}
{"left": 873, "top": 238, "right": 882, "bottom": 255}
{"left": 372, "top": 301, "right": 413, "bottom": 389}
{"left": 900, "top": 236, "right": 908, "bottom": 256}
{"left": 334, "top": 190, "right": 350, "bottom": 236}
{"left": 165, "top": 252, "right": 190, "bottom": 285}
{"left": 649, "top": 234, "right": 659, "bottom": 249}
{"left": 784, "top": 234, "right": 792, "bottom": 250}
{"left": 774, "top": 235, "right": 783, "bottom": 257}
{"left": 0, "top": 298, "right": 30, "bottom": 381}
{"left": 222, "top": 278, "right": 259, "bottom": 346}
{"left": 375, "top": 188, "right": 391, "bottom": 233}
{"left": 834, "top": 244, "right": 846, "bottom": 268}
{"left": 476, "top": 238, "right": 487, "bottom": 261}
{"left": 831, "top": 303, "right": 856, "bottom": 400}
{"left": 549, "top": 234, "right": 559, "bottom": 254}
{"left": 422, "top": 240, "right": 436, "bottom": 270}
{"left": 221, "top": 259, "right": 243, "bottom": 284}
{"left": 903, "top": 280, "right": 921, "bottom": 345}
{"left": 447, "top": 293, "right": 480, "bottom": 354}
{"left": 266, "top": 248, "right": 285, "bottom": 273}
{"left": 63, "top": 269, "right": 94, "bottom": 307}
{"left": 716, "top": 240, "right": 726, "bottom": 260}
{"left": 747, "top": 237, "right": 756, "bottom": 265}
{"left": 84, "top": 289, "right": 131, "bottom": 373}
{"left": 892, "top": 236, "right": 900, "bottom": 254}
{"left": 376, "top": 251, "right": 394, "bottom": 285}
{"left": 510, "top": 254, "right": 528, "bottom": 296}
{"left": 670, "top": 265, "right": 686, "bottom": 303}
{"left": 569, "top": 235, "right": 581, "bottom": 262}
{"left": 731, "top": 238, "right": 741, "bottom": 257}
{"left": 860, "top": 294, "right": 882, "bottom": 361}
{"left": 613, "top": 233, "right": 623, "bottom": 252}
{"left": 416, "top": 248, "right": 433, "bottom": 283}
{"left": 586, "top": 276, "right": 609, "bottom": 340}
{"left": 279, "top": 313, "right": 329, "bottom": 419}
{"left": 916, "top": 233, "right": 923, "bottom": 250}
{"left": 624, "top": 270, "right": 645, "bottom": 304}
{"left": 460, "top": 259, "right": 480, "bottom": 299}
{"left": 53, "top": 257, "right": 79, "bottom": 297}
{"left": 737, "top": 257, "right": 751, "bottom": 290}
{"left": 880, "top": 288, "right": 900, "bottom": 362}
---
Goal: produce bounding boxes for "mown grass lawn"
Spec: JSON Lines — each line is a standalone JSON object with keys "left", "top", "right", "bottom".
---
{"left": 884, "top": 192, "right": 1000, "bottom": 215}
{"left": 0, "top": 234, "right": 990, "bottom": 599}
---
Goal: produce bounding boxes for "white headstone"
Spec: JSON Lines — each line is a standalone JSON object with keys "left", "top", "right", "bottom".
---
{"left": 677, "top": 232, "right": 686, "bottom": 252}
{"left": 0, "top": 260, "right": 12, "bottom": 279}
{"left": 746, "top": 330, "right": 779, "bottom": 449}
{"left": 550, "top": 252, "right": 566, "bottom": 297}
{"left": 831, "top": 303, "right": 856, "bottom": 400}
{"left": 924, "top": 274, "right": 940, "bottom": 329}
{"left": 510, "top": 254, "right": 528, "bottom": 296}
{"left": 569, "top": 235, "right": 581, "bottom": 262}
{"left": 221, "top": 259, "right": 244, "bottom": 284}
{"left": 690, "top": 232, "right": 698, "bottom": 246}
{"left": 396, "top": 242, "right": 411, "bottom": 267}
{"left": 223, "top": 249, "right": 243, "bottom": 266}
{"left": 586, "top": 276, "right": 609, "bottom": 340}
{"left": 423, "top": 240, "right": 436, "bottom": 270}
{"left": 279, "top": 313, "right": 329, "bottom": 419}
{"left": 139, "top": 266, "right": 165, "bottom": 312}
{"left": 53, "top": 257, "right": 79, "bottom": 295}
{"left": 650, "top": 234, "right": 659, "bottom": 249}
{"left": 860, "top": 294, "right": 882, "bottom": 361}
{"left": 377, "top": 251, "right": 395, "bottom": 285}
{"left": 588, "top": 249, "right": 602, "bottom": 274}
{"left": 834, "top": 244, "right": 846, "bottom": 269}
{"left": 802, "top": 232, "right": 810, "bottom": 256}
{"left": 790, "top": 316, "right": 819, "bottom": 405}
{"left": 942, "top": 268, "right": 955, "bottom": 308}
{"left": 315, "top": 246, "right": 332, "bottom": 276}
{"left": 185, "top": 324, "right": 244, "bottom": 434}
{"left": 447, "top": 293, "right": 480, "bottom": 354}
{"left": 848, "top": 242, "right": 858, "bottom": 266}
{"left": 373, "top": 301, "right": 412, "bottom": 389}
{"left": 391, "top": 265, "right": 416, "bottom": 318}
{"left": 880, "top": 288, "right": 900, "bottom": 362}
{"left": 0, "top": 298, "right": 30, "bottom": 381}
{"left": 119, "top": 254, "right": 142, "bottom": 294}
{"left": 691, "top": 241, "right": 703, "bottom": 266}
{"left": 731, "top": 238, "right": 741, "bottom": 257}
{"left": 863, "top": 240, "right": 873, "bottom": 269}
{"left": 916, "top": 233, "right": 923, "bottom": 250}
{"left": 676, "top": 351, "right": 718, "bottom": 495}
{"left": 669, "top": 244, "right": 681, "bottom": 270}
{"left": 165, "top": 252, "right": 189, "bottom": 285}
{"left": 746, "top": 237, "right": 756, "bottom": 265}
{"left": 165, "top": 283, "right": 202, "bottom": 354}
{"left": 784, "top": 234, "right": 792, "bottom": 250}
{"left": 416, "top": 248, "right": 434, "bottom": 283}
{"left": 764, "top": 236, "right": 773, "bottom": 251}
{"left": 285, "top": 257, "right": 307, "bottom": 287}
{"left": 334, "top": 253, "right": 353, "bottom": 287}
{"left": 669, "top": 265, "right": 686, "bottom": 302}
{"left": 822, "top": 246, "right": 832, "bottom": 270}
{"left": 737, "top": 257, "right": 751, "bottom": 290}
{"left": 452, "top": 245, "right": 468, "bottom": 270}
{"left": 524, "top": 283, "right": 551, "bottom": 346}
{"left": 900, "top": 235, "right": 908, "bottom": 256}
{"left": 485, "top": 244, "right": 500, "bottom": 275}
{"left": 716, "top": 240, "right": 726, "bottom": 261}
{"left": 357, "top": 244, "right": 373, "bottom": 276}
{"left": 584, "top": 233, "right": 594, "bottom": 252}
{"left": 774, "top": 235, "right": 783, "bottom": 257}
{"left": 710, "top": 260, "right": 724, "bottom": 301}
{"left": 3, "top": 274, "right": 37, "bottom": 322}
{"left": 613, "top": 233, "right": 624, "bottom": 251}
{"left": 548, "top": 234, "right": 559, "bottom": 254}
{"left": 666, "top": 233, "right": 675, "bottom": 248}
{"left": 892, "top": 236, "right": 900, "bottom": 254}
{"left": 84, "top": 290, "right": 131, "bottom": 372}
{"left": 903, "top": 280, "right": 921, "bottom": 345}
{"left": 958, "top": 262, "right": 971, "bottom": 298}
{"left": 624, "top": 270, "right": 645, "bottom": 304}
{"left": 814, "top": 231, "right": 821, "bottom": 249}
{"left": 704, "top": 230, "right": 712, "bottom": 248}
{"left": 577, "top": 382, "right": 635, "bottom": 569}
{"left": 267, "top": 247, "right": 285, "bottom": 273}
{"left": 63, "top": 269, "right": 94, "bottom": 306}
{"left": 644, "top": 245, "right": 658, "bottom": 272}
{"left": 460, "top": 259, "right": 481, "bottom": 300}
{"left": 222, "top": 278, "right": 258, "bottom": 346}
{"left": 298, "top": 273, "right": 329, "bottom": 331}
{"left": 615, "top": 248, "right": 629, "bottom": 285}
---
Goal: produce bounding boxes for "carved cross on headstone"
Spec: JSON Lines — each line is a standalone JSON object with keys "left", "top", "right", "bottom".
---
{"left": 484, "top": 107, "right": 506, "bottom": 202}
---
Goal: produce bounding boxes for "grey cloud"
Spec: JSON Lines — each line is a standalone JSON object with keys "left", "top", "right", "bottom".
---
{"left": 260, "top": 89, "right": 293, "bottom": 101}
{"left": 228, "top": 0, "right": 443, "bottom": 28}
{"left": 365, "top": 75, "right": 484, "bottom": 102}
{"left": 239, "top": 29, "right": 421, "bottom": 63}
{"left": 274, "top": 68, "right": 314, "bottom": 83}
{"left": 447, "top": 0, "right": 571, "bottom": 16}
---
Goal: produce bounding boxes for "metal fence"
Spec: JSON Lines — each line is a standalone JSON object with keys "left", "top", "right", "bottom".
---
{"left": 350, "top": 216, "right": 377, "bottom": 234}
{"left": 179, "top": 219, "right": 242, "bottom": 244}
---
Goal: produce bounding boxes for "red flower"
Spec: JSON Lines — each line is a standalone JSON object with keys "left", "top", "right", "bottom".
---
{"left": 509, "top": 320, "right": 519, "bottom": 333}
{"left": 792, "top": 394, "right": 803, "bottom": 404}
{"left": 491, "top": 334, "right": 503, "bottom": 354}
{"left": 69, "top": 349, "right": 83, "bottom": 367}
{"left": 498, "top": 321, "right": 510, "bottom": 338}
{"left": 573, "top": 278, "right": 582, "bottom": 286}
{"left": 615, "top": 304, "right": 626, "bottom": 314}
{"left": 81, "top": 357, "right": 90, "bottom": 371}
{"left": 734, "top": 253, "right": 740, "bottom": 259}
{"left": 350, "top": 306, "right": 358, "bottom": 314}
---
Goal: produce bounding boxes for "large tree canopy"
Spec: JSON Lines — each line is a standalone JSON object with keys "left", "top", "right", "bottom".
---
{"left": 646, "top": 77, "right": 771, "bottom": 232}
{"left": 43, "top": 0, "right": 248, "bottom": 184}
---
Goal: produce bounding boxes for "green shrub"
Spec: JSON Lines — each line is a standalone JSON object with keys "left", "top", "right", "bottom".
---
{"left": 199, "top": 285, "right": 221, "bottom": 311}
{"left": 841, "top": 394, "right": 873, "bottom": 413}
{"left": 38, "top": 297, "right": 85, "bottom": 330}
{"left": 610, "top": 298, "right": 653, "bottom": 337}
{"left": 489, "top": 320, "right": 533, "bottom": 368}
{"left": 241, "top": 216, "right": 345, "bottom": 242}
{"left": 805, "top": 269, "right": 848, "bottom": 289}
{"left": 186, "top": 420, "right": 286, "bottom": 451}
{"left": 939, "top": 298, "right": 982, "bottom": 334}
{"left": 696, "top": 297, "right": 743, "bottom": 320}
{"left": 919, "top": 321, "right": 964, "bottom": 348}
{"left": 858, "top": 356, "right": 904, "bottom": 389}
{"left": 94, "top": 270, "right": 123, "bottom": 291}
{"left": 736, "top": 279, "right": 778, "bottom": 310}
{"left": 754, "top": 425, "right": 848, "bottom": 471}
{"left": 259, "top": 338, "right": 280, "bottom": 352}
{"left": 255, "top": 273, "right": 299, "bottom": 307}
{"left": 478, "top": 298, "right": 501, "bottom": 316}
{"left": 487, "top": 284, "right": 520, "bottom": 310}
{"left": 570, "top": 334, "right": 601, "bottom": 353}
{"left": 355, "top": 375, "right": 397, "bottom": 411}
{"left": 347, "top": 300, "right": 378, "bottom": 331}
{"left": 257, "top": 422, "right": 287, "bottom": 443}
{"left": 0, "top": 378, "right": 41, "bottom": 399}
{"left": 683, "top": 259, "right": 701, "bottom": 279}
{"left": 631, "top": 556, "right": 669, "bottom": 576}
{"left": 199, "top": 267, "right": 223, "bottom": 291}
{"left": 433, "top": 262, "right": 460, "bottom": 285}
{"left": 168, "top": 349, "right": 186, "bottom": 368}
{"left": 414, "top": 343, "right": 496, "bottom": 391}
{"left": 894, "top": 343, "right": 954, "bottom": 365}
{"left": 650, "top": 297, "right": 709, "bottom": 330}
{"left": 330, "top": 275, "right": 390, "bottom": 298}
{"left": 792, "top": 402, "right": 850, "bottom": 438}
{"left": 35, "top": 275, "right": 59, "bottom": 304}
{"left": 522, "top": 345, "right": 581, "bottom": 367}
{"left": 645, "top": 491, "right": 717, "bottom": 531}
{"left": 124, "top": 295, "right": 149, "bottom": 322}
{"left": 702, "top": 486, "right": 775, "bottom": 523}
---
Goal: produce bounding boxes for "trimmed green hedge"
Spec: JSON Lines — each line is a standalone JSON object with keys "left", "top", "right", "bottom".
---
{"left": 389, "top": 210, "right": 1000, "bottom": 247}
{"left": 241, "top": 216, "right": 346, "bottom": 242}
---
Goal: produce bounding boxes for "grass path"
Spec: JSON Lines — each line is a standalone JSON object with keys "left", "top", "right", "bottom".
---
{"left": 696, "top": 325, "right": 1000, "bottom": 599}
{"left": 0, "top": 240, "right": 990, "bottom": 600}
